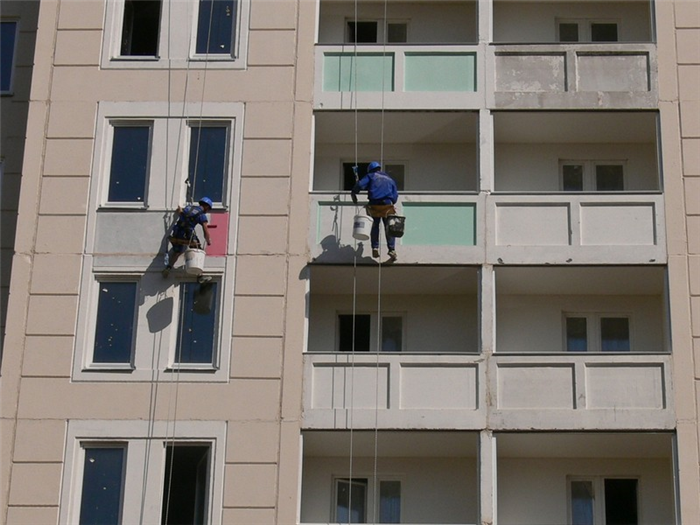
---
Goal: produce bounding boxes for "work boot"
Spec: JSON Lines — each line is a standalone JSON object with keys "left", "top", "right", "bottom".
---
{"left": 388, "top": 250, "right": 397, "bottom": 262}
{"left": 372, "top": 249, "right": 380, "bottom": 258}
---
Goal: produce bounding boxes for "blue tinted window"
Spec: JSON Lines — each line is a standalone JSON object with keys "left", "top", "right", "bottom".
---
{"left": 379, "top": 480, "right": 401, "bottom": 523}
{"left": 79, "top": 446, "right": 125, "bottom": 525}
{"left": 176, "top": 282, "right": 218, "bottom": 364}
{"left": 196, "top": 0, "right": 236, "bottom": 55}
{"left": 94, "top": 282, "right": 137, "bottom": 364}
{"left": 108, "top": 126, "right": 150, "bottom": 203}
{"left": 1, "top": 21, "right": 18, "bottom": 93}
{"left": 601, "top": 317, "right": 630, "bottom": 352}
{"left": 336, "top": 479, "right": 367, "bottom": 523}
{"left": 188, "top": 126, "right": 227, "bottom": 203}
{"left": 566, "top": 317, "right": 587, "bottom": 352}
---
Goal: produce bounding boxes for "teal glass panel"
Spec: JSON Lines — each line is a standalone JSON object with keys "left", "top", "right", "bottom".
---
{"left": 323, "top": 53, "right": 394, "bottom": 92}
{"left": 404, "top": 53, "right": 476, "bottom": 92}
{"left": 401, "top": 203, "right": 476, "bottom": 246}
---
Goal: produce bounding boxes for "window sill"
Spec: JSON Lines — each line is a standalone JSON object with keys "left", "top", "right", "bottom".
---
{"left": 84, "top": 364, "right": 135, "bottom": 372}
{"left": 98, "top": 204, "right": 149, "bottom": 211}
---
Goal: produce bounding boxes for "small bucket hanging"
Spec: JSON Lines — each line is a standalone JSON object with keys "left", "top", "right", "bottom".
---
{"left": 386, "top": 215, "right": 406, "bottom": 238}
{"left": 184, "top": 248, "right": 206, "bottom": 275}
{"left": 352, "top": 215, "right": 372, "bottom": 241}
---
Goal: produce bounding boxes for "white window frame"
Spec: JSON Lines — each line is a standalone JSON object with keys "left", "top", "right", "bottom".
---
{"left": 186, "top": 120, "right": 232, "bottom": 208}
{"left": 336, "top": 312, "right": 407, "bottom": 352}
{"left": 563, "top": 312, "right": 633, "bottom": 353}
{"left": 559, "top": 160, "right": 626, "bottom": 192}
{"left": 556, "top": 18, "right": 620, "bottom": 42}
{"left": 567, "top": 475, "right": 640, "bottom": 525}
{"left": 59, "top": 420, "right": 226, "bottom": 525}
{"left": 332, "top": 475, "right": 404, "bottom": 524}
{"left": 1, "top": 19, "right": 19, "bottom": 95}
{"left": 101, "top": 0, "right": 250, "bottom": 69}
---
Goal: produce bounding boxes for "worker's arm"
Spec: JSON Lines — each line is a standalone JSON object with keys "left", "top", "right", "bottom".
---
{"left": 201, "top": 222, "right": 212, "bottom": 245}
{"left": 351, "top": 175, "right": 370, "bottom": 203}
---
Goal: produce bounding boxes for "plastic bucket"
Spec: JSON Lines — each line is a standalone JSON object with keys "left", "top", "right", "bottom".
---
{"left": 352, "top": 215, "right": 372, "bottom": 241}
{"left": 387, "top": 215, "right": 406, "bottom": 238}
{"left": 184, "top": 248, "right": 206, "bottom": 275}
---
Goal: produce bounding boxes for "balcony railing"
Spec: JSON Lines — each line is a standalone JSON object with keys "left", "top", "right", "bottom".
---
{"left": 315, "top": 45, "right": 481, "bottom": 110}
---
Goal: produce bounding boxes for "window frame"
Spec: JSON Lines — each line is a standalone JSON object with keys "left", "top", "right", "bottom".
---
{"left": 563, "top": 312, "right": 633, "bottom": 353}
{"left": 559, "top": 160, "right": 626, "bottom": 192}
{"left": 344, "top": 18, "right": 409, "bottom": 44}
{"left": 192, "top": 0, "right": 240, "bottom": 60}
{"left": 332, "top": 475, "right": 404, "bottom": 524}
{"left": 103, "top": 120, "right": 154, "bottom": 208}
{"left": 336, "top": 312, "right": 407, "bottom": 353}
{"left": 77, "top": 443, "right": 128, "bottom": 525}
{"left": 556, "top": 18, "right": 620, "bottom": 43}
{"left": 341, "top": 160, "right": 407, "bottom": 191}
{"left": 119, "top": 0, "right": 163, "bottom": 58}
{"left": 1, "top": 19, "right": 19, "bottom": 95}
{"left": 60, "top": 421, "right": 226, "bottom": 525}
{"left": 187, "top": 121, "right": 231, "bottom": 207}
{"left": 567, "top": 475, "right": 640, "bottom": 525}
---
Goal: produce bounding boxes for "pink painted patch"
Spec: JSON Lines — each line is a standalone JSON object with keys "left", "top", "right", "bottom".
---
{"left": 205, "top": 212, "right": 229, "bottom": 256}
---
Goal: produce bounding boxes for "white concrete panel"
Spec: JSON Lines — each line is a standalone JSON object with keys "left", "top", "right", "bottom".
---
{"left": 577, "top": 53, "right": 650, "bottom": 92}
{"left": 580, "top": 204, "right": 656, "bottom": 245}
{"left": 399, "top": 365, "right": 478, "bottom": 409}
{"left": 586, "top": 364, "right": 665, "bottom": 409}
{"left": 495, "top": 53, "right": 566, "bottom": 92}
{"left": 497, "top": 365, "right": 575, "bottom": 409}
{"left": 496, "top": 204, "right": 571, "bottom": 246}
{"left": 311, "top": 364, "right": 389, "bottom": 409}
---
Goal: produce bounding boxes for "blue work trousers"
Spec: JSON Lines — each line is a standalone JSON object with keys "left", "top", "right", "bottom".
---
{"left": 371, "top": 216, "right": 395, "bottom": 250}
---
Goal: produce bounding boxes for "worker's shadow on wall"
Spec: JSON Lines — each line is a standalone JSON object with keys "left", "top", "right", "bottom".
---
{"left": 313, "top": 235, "right": 375, "bottom": 264}
{"left": 140, "top": 249, "right": 175, "bottom": 333}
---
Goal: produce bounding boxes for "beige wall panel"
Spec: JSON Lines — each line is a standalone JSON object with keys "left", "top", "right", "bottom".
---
{"left": 54, "top": 30, "right": 101, "bottom": 65}
{"left": 222, "top": 508, "right": 276, "bottom": 523}
{"left": 49, "top": 68, "right": 167, "bottom": 102}
{"left": 26, "top": 295, "right": 78, "bottom": 336}
{"left": 239, "top": 177, "right": 290, "bottom": 216}
{"left": 279, "top": 257, "right": 306, "bottom": 416}
{"left": 250, "top": 0, "right": 297, "bottom": 30}
{"left": 286, "top": 105, "right": 313, "bottom": 253}
{"left": 244, "top": 102, "right": 294, "bottom": 138}
{"left": 231, "top": 336, "right": 283, "bottom": 378}
{"left": 681, "top": 101, "right": 700, "bottom": 137}
{"left": 689, "top": 216, "right": 700, "bottom": 254}
{"left": 679, "top": 65, "right": 700, "bottom": 101}
{"left": 171, "top": 380, "right": 281, "bottom": 420}
{"left": 29, "top": 254, "right": 82, "bottom": 295}
{"left": 22, "top": 336, "right": 74, "bottom": 377}
{"left": 47, "top": 102, "right": 96, "bottom": 139}
{"left": 44, "top": 139, "right": 94, "bottom": 176}
{"left": 226, "top": 421, "right": 280, "bottom": 463}
{"left": 692, "top": 296, "right": 700, "bottom": 336}
{"left": 676, "top": 29, "right": 700, "bottom": 64}
{"left": 236, "top": 216, "right": 288, "bottom": 254}
{"left": 232, "top": 296, "right": 285, "bottom": 336}
{"left": 294, "top": 2, "right": 318, "bottom": 101}
{"left": 13, "top": 419, "right": 66, "bottom": 462}
{"left": 235, "top": 256, "right": 287, "bottom": 295}
{"left": 8, "top": 463, "right": 61, "bottom": 506}
{"left": 39, "top": 177, "right": 89, "bottom": 215}
{"left": 682, "top": 138, "right": 700, "bottom": 175}
{"left": 5, "top": 506, "right": 59, "bottom": 525}
{"left": 686, "top": 177, "right": 700, "bottom": 215}
{"left": 276, "top": 419, "right": 302, "bottom": 521}
{"left": 675, "top": 0, "right": 700, "bottom": 28}
{"left": 199, "top": 68, "right": 295, "bottom": 101}
{"left": 57, "top": 0, "right": 105, "bottom": 30}
{"left": 35, "top": 215, "right": 86, "bottom": 253}
{"left": 694, "top": 338, "right": 700, "bottom": 378}
{"left": 676, "top": 420, "right": 700, "bottom": 519}
{"left": 224, "top": 463, "right": 278, "bottom": 507}
{"left": 242, "top": 139, "right": 292, "bottom": 176}
{"left": 690, "top": 255, "right": 700, "bottom": 295}
{"left": 248, "top": 30, "right": 296, "bottom": 66}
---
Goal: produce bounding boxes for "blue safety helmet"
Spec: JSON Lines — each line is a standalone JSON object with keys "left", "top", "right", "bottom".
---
{"left": 198, "top": 197, "right": 213, "bottom": 209}
{"left": 367, "top": 161, "right": 381, "bottom": 173}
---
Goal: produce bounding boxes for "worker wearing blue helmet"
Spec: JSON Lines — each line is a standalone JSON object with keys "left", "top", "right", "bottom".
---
{"left": 351, "top": 162, "right": 399, "bottom": 261}
{"left": 162, "top": 197, "right": 213, "bottom": 277}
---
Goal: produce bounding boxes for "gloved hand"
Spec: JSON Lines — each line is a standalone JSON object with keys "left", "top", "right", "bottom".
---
{"left": 351, "top": 193, "right": 358, "bottom": 204}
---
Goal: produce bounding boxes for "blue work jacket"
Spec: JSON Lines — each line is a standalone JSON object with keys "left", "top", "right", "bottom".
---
{"left": 352, "top": 171, "right": 398, "bottom": 204}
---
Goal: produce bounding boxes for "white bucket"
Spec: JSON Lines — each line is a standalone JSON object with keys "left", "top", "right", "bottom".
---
{"left": 184, "top": 248, "right": 206, "bottom": 275}
{"left": 352, "top": 215, "right": 372, "bottom": 241}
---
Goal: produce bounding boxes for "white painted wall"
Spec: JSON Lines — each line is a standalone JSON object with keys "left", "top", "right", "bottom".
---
{"left": 301, "top": 456, "right": 478, "bottom": 523}
{"left": 493, "top": 1, "right": 652, "bottom": 43}
{"left": 308, "top": 293, "right": 478, "bottom": 353}
{"left": 494, "top": 143, "right": 659, "bottom": 191}
{"left": 314, "top": 143, "right": 478, "bottom": 191}
{"left": 496, "top": 294, "right": 665, "bottom": 353}
{"left": 498, "top": 457, "right": 674, "bottom": 525}
{"left": 319, "top": 1, "right": 478, "bottom": 43}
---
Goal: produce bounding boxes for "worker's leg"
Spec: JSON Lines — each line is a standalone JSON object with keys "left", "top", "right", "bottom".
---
{"left": 383, "top": 217, "right": 397, "bottom": 261}
{"left": 371, "top": 217, "right": 381, "bottom": 249}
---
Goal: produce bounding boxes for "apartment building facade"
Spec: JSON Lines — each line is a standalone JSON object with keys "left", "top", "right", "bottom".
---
{"left": 1, "top": 0, "right": 698, "bottom": 524}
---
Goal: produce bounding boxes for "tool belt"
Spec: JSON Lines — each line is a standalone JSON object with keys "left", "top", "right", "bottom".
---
{"left": 366, "top": 204, "right": 396, "bottom": 218}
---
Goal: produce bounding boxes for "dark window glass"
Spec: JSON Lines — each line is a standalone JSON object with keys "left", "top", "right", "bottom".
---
{"left": 121, "top": 1, "right": 161, "bottom": 56}
{"left": 348, "top": 21, "right": 378, "bottom": 43}
{"left": 379, "top": 480, "right": 401, "bottom": 523}
{"left": 596, "top": 165, "right": 624, "bottom": 191}
{"left": 387, "top": 23, "right": 407, "bottom": 43}
{"left": 176, "top": 282, "right": 218, "bottom": 364}
{"left": 382, "top": 316, "right": 402, "bottom": 352}
{"left": 566, "top": 317, "right": 588, "bottom": 352}
{"left": 79, "top": 447, "right": 125, "bottom": 525}
{"left": 604, "top": 479, "right": 638, "bottom": 525}
{"left": 162, "top": 444, "right": 210, "bottom": 525}
{"left": 338, "top": 314, "right": 370, "bottom": 352}
{"left": 94, "top": 282, "right": 137, "bottom": 364}
{"left": 188, "top": 126, "right": 227, "bottom": 203}
{"left": 196, "top": 0, "right": 236, "bottom": 55}
{"left": 337, "top": 479, "right": 368, "bottom": 523}
{"left": 562, "top": 164, "right": 584, "bottom": 191}
{"left": 571, "top": 480, "right": 594, "bottom": 525}
{"left": 109, "top": 126, "right": 150, "bottom": 202}
{"left": 385, "top": 164, "right": 405, "bottom": 191}
{"left": 601, "top": 317, "right": 630, "bottom": 352}
{"left": 1, "top": 21, "right": 18, "bottom": 92}
{"left": 559, "top": 23, "right": 579, "bottom": 42}
{"left": 591, "top": 23, "right": 618, "bottom": 42}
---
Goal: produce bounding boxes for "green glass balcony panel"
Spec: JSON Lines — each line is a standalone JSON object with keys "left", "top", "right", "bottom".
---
{"left": 401, "top": 203, "right": 476, "bottom": 246}
{"left": 323, "top": 53, "right": 395, "bottom": 92}
{"left": 405, "top": 52, "right": 476, "bottom": 92}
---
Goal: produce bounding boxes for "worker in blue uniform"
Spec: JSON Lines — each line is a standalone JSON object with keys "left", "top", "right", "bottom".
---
{"left": 162, "top": 197, "right": 213, "bottom": 277}
{"left": 351, "top": 161, "right": 399, "bottom": 261}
